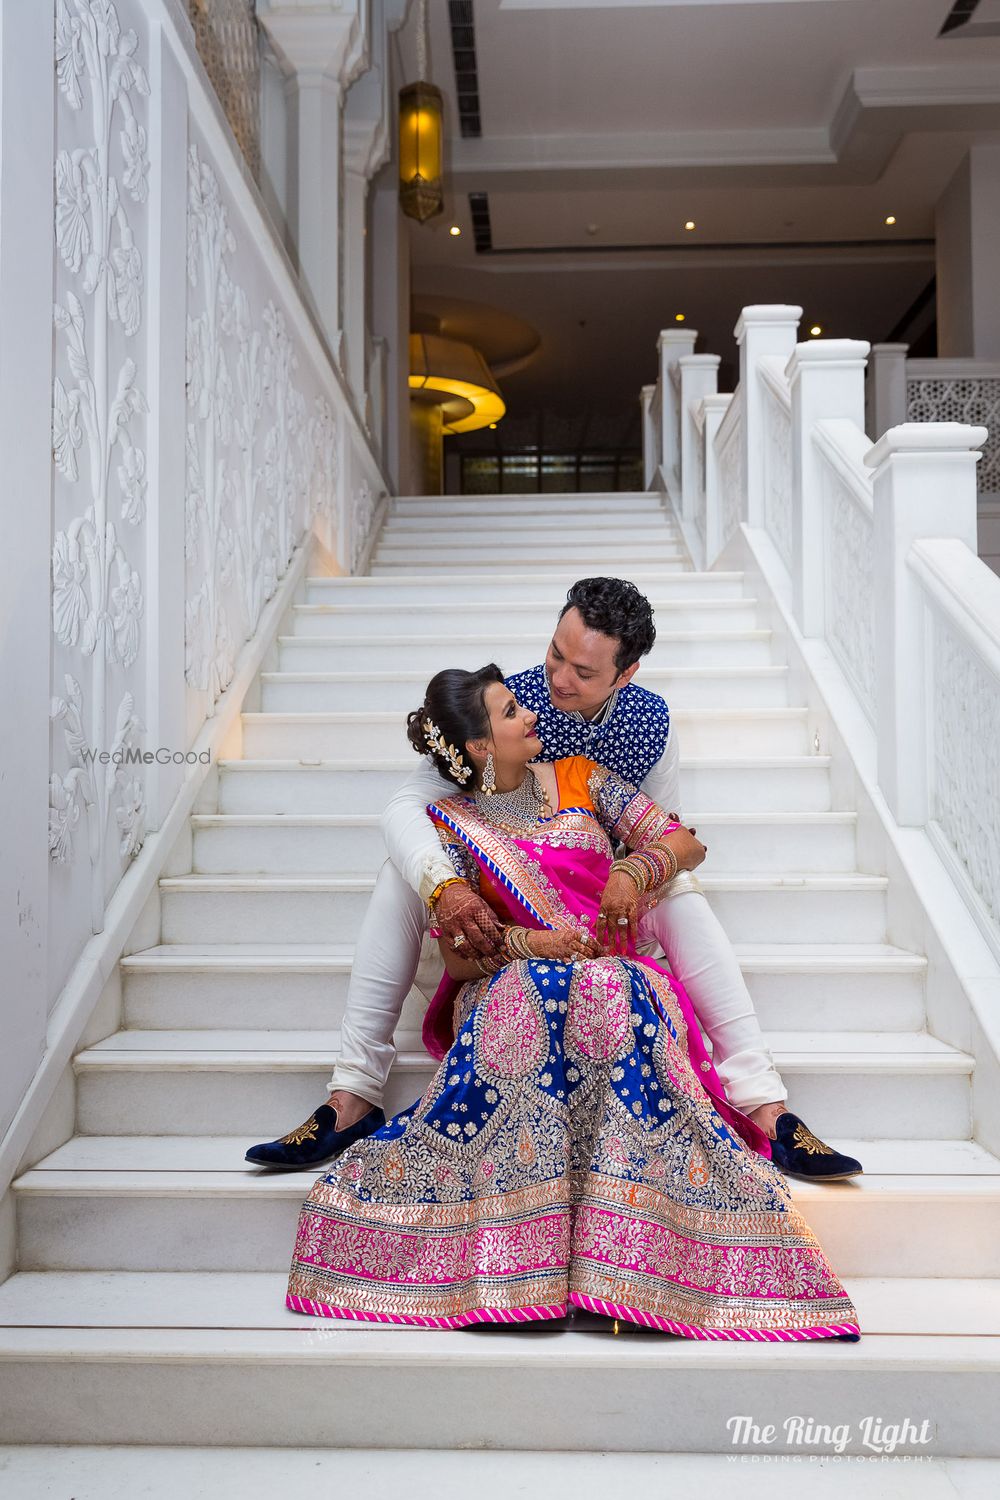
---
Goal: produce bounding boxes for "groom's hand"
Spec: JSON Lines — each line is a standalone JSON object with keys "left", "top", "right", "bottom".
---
{"left": 434, "top": 882, "right": 504, "bottom": 957}
{"left": 664, "top": 826, "right": 707, "bottom": 872}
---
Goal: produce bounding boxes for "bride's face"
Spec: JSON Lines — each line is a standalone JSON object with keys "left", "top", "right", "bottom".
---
{"left": 470, "top": 682, "right": 543, "bottom": 776}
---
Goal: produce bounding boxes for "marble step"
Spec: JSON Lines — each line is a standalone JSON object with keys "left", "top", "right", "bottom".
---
{"left": 189, "top": 810, "right": 857, "bottom": 877}
{"left": 289, "top": 596, "right": 762, "bottom": 636}
{"left": 377, "top": 525, "right": 682, "bottom": 548}
{"left": 238, "top": 707, "right": 811, "bottom": 760}
{"left": 392, "top": 498, "right": 665, "bottom": 516}
{"left": 1, "top": 1273, "right": 998, "bottom": 1451}
{"left": 275, "top": 630, "right": 774, "bottom": 674}
{"left": 157, "top": 870, "right": 883, "bottom": 945}
{"left": 371, "top": 555, "right": 691, "bottom": 575}
{"left": 120, "top": 941, "right": 928, "bottom": 1035}
{"left": 1, "top": 1449, "right": 997, "bottom": 1500}
{"left": 372, "top": 540, "right": 688, "bottom": 563}
{"left": 72, "top": 1029, "right": 972, "bottom": 1140}
{"left": 304, "top": 571, "right": 748, "bottom": 605}
{"left": 258, "top": 665, "right": 793, "bottom": 713}
{"left": 390, "top": 493, "right": 667, "bottom": 517}
{"left": 14, "top": 1138, "right": 1000, "bottom": 1278}
{"left": 215, "top": 758, "right": 834, "bottom": 816}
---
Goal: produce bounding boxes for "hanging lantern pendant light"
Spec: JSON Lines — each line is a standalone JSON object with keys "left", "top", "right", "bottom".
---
{"left": 399, "top": 0, "right": 444, "bottom": 223}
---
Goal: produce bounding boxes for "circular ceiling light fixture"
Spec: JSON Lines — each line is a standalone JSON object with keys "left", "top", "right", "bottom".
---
{"left": 809, "top": 324, "right": 823, "bottom": 337}
{"left": 449, "top": 225, "right": 461, "bottom": 236}
{"left": 675, "top": 313, "right": 686, "bottom": 322}
{"left": 885, "top": 214, "right": 897, "bottom": 226}
{"left": 409, "top": 333, "right": 506, "bottom": 434}
{"left": 684, "top": 220, "right": 696, "bottom": 231}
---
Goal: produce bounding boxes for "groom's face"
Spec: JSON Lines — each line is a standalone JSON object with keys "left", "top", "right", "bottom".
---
{"left": 545, "top": 607, "right": 639, "bottom": 716}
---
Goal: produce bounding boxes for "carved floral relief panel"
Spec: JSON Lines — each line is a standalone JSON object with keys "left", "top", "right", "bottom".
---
{"left": 49, "top": 0, "right": 151, "bottom": 946}
{"left": 184, "top": 130, "right": 341, "bottom": 716}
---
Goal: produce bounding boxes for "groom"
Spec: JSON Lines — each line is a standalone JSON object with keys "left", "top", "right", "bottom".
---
{"left": 247, "top": 576, "right": 862, "bottom": 1181}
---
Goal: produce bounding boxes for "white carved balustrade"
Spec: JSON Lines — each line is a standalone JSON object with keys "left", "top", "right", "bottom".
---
{"left": 640, "top": 383, "right": 659, "bottom": 489}
{"left": 656, "top": 328, "right": 697, "bottom": 497}
{"left": 713, "top": 386, "right": 745, "bottom": 560}
{"left": 639, "top": 305, "right": 998, "bottom": 952}
{"left": 865, "top": 424, "right": 985, "bottom": 826}
{"left": 813, "top": 420, "right": 877, "bottom": 723}
{"left": 43, "top": 0, "right": 386, "bottom": 966}
{"left": 868, "top": 345, "right": 1000, "bottom": 505}
{"left": 701, "top": 393, "right": 733, "bottom": 567}
{"left": 677, "top": 354, "right": 720, "bottom": 561}
{"left": 736, "top": 305, "right": 801, "bottom": 532}
{"left": 787, "top": 339, "right": 871, "bottom": 640}
{"left": 756, "top": 356, "right": 793, "bottom": 572}
{"left": 908, "top": 537, "right": 1000, "bottom": 948}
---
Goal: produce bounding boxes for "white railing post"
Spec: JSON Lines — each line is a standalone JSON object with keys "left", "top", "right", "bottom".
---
{"left": 865, "top": 423, "right": 986, "bottom": 824}
{"left": 736, "top": 305, "right": 801, "bottom": 529}
{"left": 640, "top": 384, "right": 657, "bottom": 489}
{"left": 786, "top": 339, "right": 870, "bottom": 637}
{"left": 679, "top": 354, "right": 720, "bottom": 529}
{"left": 658, "top": 328, "right": 697, "bottom": 496}
{"left": 703, "top": 393, "right": 733, "bottom": 567}
{"left": 868, "top": 343, "right": 909, "bottom": 439}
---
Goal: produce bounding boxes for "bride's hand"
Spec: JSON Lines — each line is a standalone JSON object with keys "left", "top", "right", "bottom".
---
{"left": 527, "top": 927, "right": 603, "bottom": 963}
{"left": 434, "top": 882, "right": 504, "bottom": 958}
{"left": 596, "top": 870, "right": 640, "bottom": 954}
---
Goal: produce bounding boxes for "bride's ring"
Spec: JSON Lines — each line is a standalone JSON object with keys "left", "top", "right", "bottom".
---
{"left": 452, "top": 933, "right": 466, "bottom": 948}
{"left": 616, "top": 916, "right": 629, "bottom": 927}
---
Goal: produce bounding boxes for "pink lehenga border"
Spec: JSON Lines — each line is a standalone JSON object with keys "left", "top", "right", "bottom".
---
{"left": 285, "top": 1291, "right": 860, "bottom": 1341}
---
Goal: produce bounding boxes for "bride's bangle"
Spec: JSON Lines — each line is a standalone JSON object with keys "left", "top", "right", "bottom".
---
{"left": 502, "top": 925, "right": 537, "bottom": 960}
{"left": 611, "top": 843, "right": 678, "bottom": 894}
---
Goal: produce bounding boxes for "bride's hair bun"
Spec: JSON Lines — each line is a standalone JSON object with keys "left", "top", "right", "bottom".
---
{"left": 405, "top": 664, "right": 504, "bottom": 788}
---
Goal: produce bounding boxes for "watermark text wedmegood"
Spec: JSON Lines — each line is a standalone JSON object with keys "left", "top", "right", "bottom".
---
{"left": 79, "top": 746, "right": 211, "bottom": 766}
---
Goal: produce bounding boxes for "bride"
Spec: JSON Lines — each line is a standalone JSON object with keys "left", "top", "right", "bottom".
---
{"left": 285, "top": 664, "right": 860, "bottom": 1341}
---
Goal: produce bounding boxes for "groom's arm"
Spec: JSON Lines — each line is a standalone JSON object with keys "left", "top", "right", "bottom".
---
{"left": 379, "top": 759, "right": 464, "bottom": 900}
{"left": 638, "top": 719, "right": 682, "bottom": 819}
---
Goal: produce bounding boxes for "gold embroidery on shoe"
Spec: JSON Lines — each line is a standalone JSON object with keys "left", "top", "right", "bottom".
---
{"left": 280, "top": 1115, "right": 319, "bottom": 1146}
{"left": 792, "top": 1122, "right": 836, "bottom": 1156}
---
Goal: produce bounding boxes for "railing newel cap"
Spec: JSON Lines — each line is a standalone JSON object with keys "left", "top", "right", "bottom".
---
{"left": 785, "top": 339, "right": 871, "bottom": 382}
{"left": 734, "top": 305, "right": 803, "bottom": 341}
{"left": 678, "top": 354, "right": 721, "bottom": 367}
{"left": 658, "top": 329, "right": 699, "bottom": 350}
{"left": 864, "top": 422, "right": 990, "bottom": 471}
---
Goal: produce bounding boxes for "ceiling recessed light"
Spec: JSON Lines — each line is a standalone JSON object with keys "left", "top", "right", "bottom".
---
{"left": 489, "top": 422, "right": 497, "bottom": 429}
{"left": 810, "top": 324, "right": 823, "bottom": 337}
{"left": 684, "top": 220, "right": 696, "bottom": 231}
{"left": 449, "top": 225, "right": 461, "bottom": 236}
{"left": 675, "top": 313, "right": 686, "bottom": 322}
{"left": 885, "top": 214, "right": 897, "bottom": 226}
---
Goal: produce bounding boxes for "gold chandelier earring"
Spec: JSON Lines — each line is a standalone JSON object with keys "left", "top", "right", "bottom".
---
{"left": 481, "top": 751, "right": 497, "bottom": 796}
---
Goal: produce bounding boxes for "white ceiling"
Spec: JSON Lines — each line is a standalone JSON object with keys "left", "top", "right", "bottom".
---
{"left": 390, "top": 0, "right": 1000, "bottom": 449}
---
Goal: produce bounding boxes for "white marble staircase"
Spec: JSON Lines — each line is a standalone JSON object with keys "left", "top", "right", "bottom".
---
{"left": 3, "top": 491, "right": 1000, "bottom": 1458}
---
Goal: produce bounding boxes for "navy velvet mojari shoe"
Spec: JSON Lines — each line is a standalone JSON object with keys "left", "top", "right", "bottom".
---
{"left": 769, "top": 1111, "right": 863, "bottom": 1181}
{"left": 245, "top": 1102, "right": 386, "bottom": 1170}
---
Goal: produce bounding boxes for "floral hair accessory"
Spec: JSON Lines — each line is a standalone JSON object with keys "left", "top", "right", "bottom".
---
{"left": 423, "top": 716, "right": 472, "bottom": 784}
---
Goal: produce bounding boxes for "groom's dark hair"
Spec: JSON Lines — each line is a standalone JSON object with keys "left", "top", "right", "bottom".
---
{"left": 560, "top": 577, "right": 656, "bottom": 672}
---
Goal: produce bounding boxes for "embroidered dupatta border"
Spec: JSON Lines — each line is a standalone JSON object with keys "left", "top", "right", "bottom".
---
{"left": 428, "top": 798, "right": 594, "bottom": 930}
